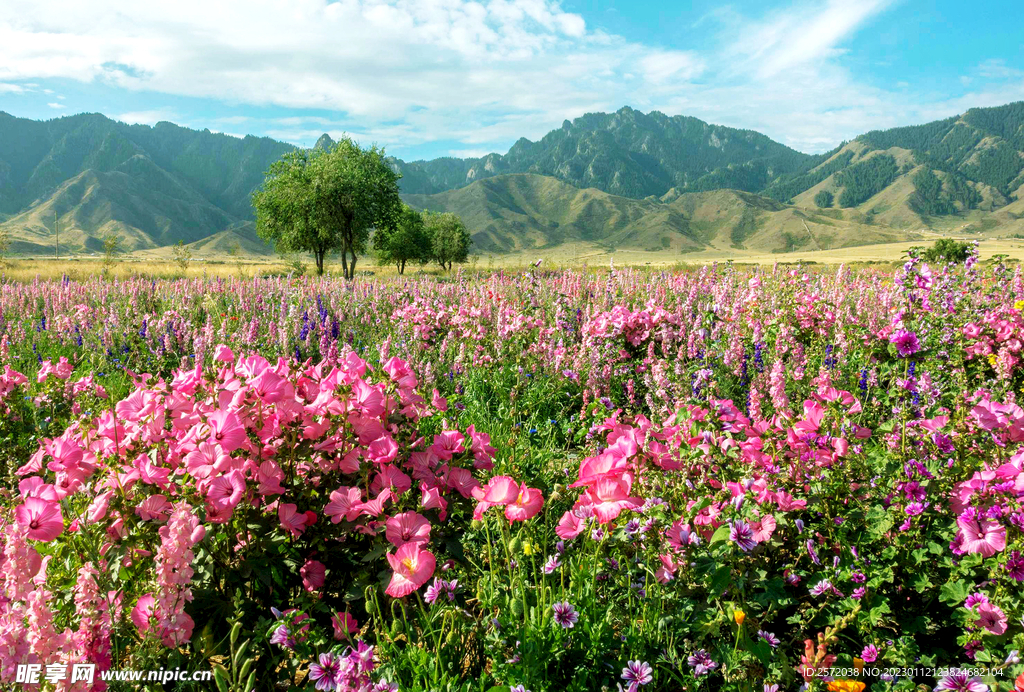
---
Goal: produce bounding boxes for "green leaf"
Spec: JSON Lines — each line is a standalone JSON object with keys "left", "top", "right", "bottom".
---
{"left": 710, "top": 525, "right": 731, "bottom": 544}
{"left": 939, "top": 580, "right": 968, "bottom": 605}
{"left": 709, "top": 565, "right": 732, "bottom": 595}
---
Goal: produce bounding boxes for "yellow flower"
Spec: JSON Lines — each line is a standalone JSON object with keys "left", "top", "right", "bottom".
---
{"left": 732, "top": 609, "right": 745, "bottom": 625}
{"left": 988, "top": 354, "right": 999, "bottom": 367}
{"left": 827, "top": 681, "right": 865, "bottom": 692}
{"left": 1014, "top": 299, "right": 1024, "bottom": 311}
{"left": 853, "top": 657, "right": 864, "bottom": 673}
{"left": 523, "top": 540, "right": 535, "bottom": 556}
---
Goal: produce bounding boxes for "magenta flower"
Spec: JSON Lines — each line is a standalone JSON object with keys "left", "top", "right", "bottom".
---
{"left": 729, "top": 520, "right": 757, "bottom": 551}
{"left": 385, "top": 542, "right": 436, "bottom": 598}
{"left": 687, "top": 649, "right": 717, "bottom": 676}
{"left": 621, "top": 660, "right": 653, "bottom": 692}
{"left": 889, "top": 329, "right": 921, "bottom": 357}
{"left": 935, "top": 672, "right": 988, "bottom": 691}
{"left": 552, "top": 601, "right": 579, "bottom": 628}
{"left": 385, "top": 511, "right": 432, "bottom": 547}
{"left": 957, "top": 515, "right": 1006, "bottom": 556}
{"left": 300, "top": 559, "right": 326, "bottom": 592}
{"left": 861, "top": 643, "right": 878, "bottom": 663}
{"left": 308, "top": 652, "right": 342, "bottom": 691}
{"left": 976, "top": 602, "right": 1008, "bottom": 635}
{"left": 15, "top": 497, "right": 64, "bottom": 542}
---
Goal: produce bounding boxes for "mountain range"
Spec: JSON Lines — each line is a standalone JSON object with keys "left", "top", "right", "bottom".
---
{"left": 1, "top": 102, "right": 1023, "bottom": 258}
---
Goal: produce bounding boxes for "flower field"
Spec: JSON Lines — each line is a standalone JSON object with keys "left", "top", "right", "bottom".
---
{"left": 1, "top": 253, "right": 1024, "bottom": 692}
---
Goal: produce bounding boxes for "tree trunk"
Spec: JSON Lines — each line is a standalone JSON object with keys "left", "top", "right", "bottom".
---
{"left": 315, "top": 249, "right": 325, "bottom": 276}
{"left": 398, "top": 259, "right": 405, "bottom": 275}
{"left": 341, "top": 252, "right": 349, "bottom": 279}
{"left": 348, "top": 250, "right": 357, "bottom": 279}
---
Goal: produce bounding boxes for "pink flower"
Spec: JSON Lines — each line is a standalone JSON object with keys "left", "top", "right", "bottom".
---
{"left": 131, "top": 594, "right": 156, "bottom": 633}
{"left": 385, "top": 511, "right": 432, "bottom": 547}
{"left": 584, "top": 474, "right": 642, "bottom": 524}
{"left": 751, "top": 514, "right": 777, "bottom": 543}
{"left": 207, "top": 469, "right": 247, "bottom": 511}
{"left": 505, "top": 484, "right": 544, "bottom": 522}
{"left": 300, "top": 559, "right": 326, "bottom": 592}
{"left": 325, "top": 486, "right": 363, "bottom": 523}
{"left": 213, "top": 344, "right": 235, "bottom": 363}
{"left": 366, "top": 435, "right": 399, "bottom": 464}
{"left": 279, "top": 503, "right": 310, "bottom": 537}
{"left": 556, "top": 510, "right": 585, "bottom": 540}
{"left": 976, "top": 602, "right": 1008, "bottom": 635}
{"left": 430, "top": 431, "right": 465, "bottom": 460}
{"left": 332, "top": 612, "right": 358, "bottom": 640}
{"left": 207, "top": 409, "right": 247, "bottom": 453}
{"left": 352, "top": 380, "right": 385, "bottom": 417}
{"left": 957, "top": 515, "right": 1006, "bottom": 557}
{"left": 475, "top": 476, "right": 520, "bottom": 505}
{"left": 136, "top": 494, "right": 172, "bottom": 522}
{"left": 15, "top": 497, "right": 64, "bottom": 541}
{"left": 655, "top": 554, "right": 677, "bottom": 584}
{"left": 385, "top": 542, "right": 436, "bottom": 598}
{"left": 431, "top": 389, "right": 448, "bottom": 411}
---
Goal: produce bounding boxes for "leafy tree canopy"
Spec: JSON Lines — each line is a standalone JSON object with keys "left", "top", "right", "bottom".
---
{"left": 424, "top": 211, "right": 471, "bottom": 272}
{"left": 253, "top": 138, "right": 402, "bottom": 278}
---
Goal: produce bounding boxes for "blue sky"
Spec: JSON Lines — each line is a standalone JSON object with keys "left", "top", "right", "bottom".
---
{"left": 1, "top": 0, "right": 1022, "bottom": 161}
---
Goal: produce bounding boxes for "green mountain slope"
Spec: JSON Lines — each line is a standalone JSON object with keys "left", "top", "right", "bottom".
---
{"left": 403, "top": 174, "right": 907, "bottom": 255}
{"left": 1, "top": 103, "right": 1023, "bottom": 258}
{"left": 393, "top": 106, "right": 812, "bottom": 197}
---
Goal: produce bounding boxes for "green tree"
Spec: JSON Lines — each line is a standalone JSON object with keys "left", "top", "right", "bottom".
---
{"left": 922, "top": 238, "right": 971, "bottom": 263}
{"left": 101, "top": 232, "right": 122, "bottom": 274}
{"left": 814, "top": 190, "right": 834, "bottom": 208}
{"left": 252, "top": 138, "right": 402, "bottom": 279}
{"left": 424, "top": 211, "right": 471, "bottom": 271}
{"left": 0, "top": 226, "right": 10, "bottom": 264}
{"left": 171, "top": 239, "right": 192, "bottom": 274}
{"left": 373, "top": 205, "right": 431, "bottom": 274}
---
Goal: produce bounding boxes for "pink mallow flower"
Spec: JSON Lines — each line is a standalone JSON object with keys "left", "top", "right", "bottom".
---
{"left": 16, "top": 497, "right": 64, "bottom": 542}
{"left": 505, "top": 484, "right": 544, "bottom": 522}
{"left": 385, "top": 511, "right": 432, "bottom": 547}
{"left": 976, "top": 602, "right": 1008, "bottom": 635}
{"left": 300, "top": 559, "right": 326, "bottom": 592}
{"left": 385, "top": 542, "right": 436, "bottom": 598}
{"left": 957, "top": 515, "right": 1006, "bottom": 557}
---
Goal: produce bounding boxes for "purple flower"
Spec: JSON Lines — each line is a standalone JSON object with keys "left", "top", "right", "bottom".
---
{"left": 758, "top": 630, "right": 779, "bottom": 648}
{"left": 809, "top": 579, "right": 833, "bottom": 597}
{"left": 852, "top": 586, "right": 866, "bottom": 599}
{"left": 1004, "top": 550, "right": 1024, "bottom": 581}
{"left": 552, "top": 601, "right": 579, "bottom": 629}
{"left": 730, "top": 520, "right": 757, "bottom": 551}
{"left": 889, "top": 329, "right": 921, "bottom": 357}
{"left": 543, "top": 555, "right": 562, "bottom": 574}
{"left": 510, "top": 686, "right": 531, "bottom": 692}
{"left": 964, "top": 592, "right": 989, "bottom": 609}
{"left": 621, "top": 660, "right": 653, "bottom": 692}
{"left": 934, "top": 672, "right": 988, "bottom": 691}
{"left": 686, "top": 649, "right": 717, "bottom": 676}
{"left": 424, "top": 578, "right": 458, "bottom": 604}
{"left": 308, "top": 652, "right": 342, "bottom": 691}
{"left": 861, "top": 643, "right": 878, "bottom": 662}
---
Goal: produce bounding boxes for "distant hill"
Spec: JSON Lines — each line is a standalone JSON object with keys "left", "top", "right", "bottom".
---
{"left": 0, "top": 111, "right": 290, "bottom": 254}
{"left": 1, "top": 103, "right": 1022, "bottom": 257}
{"left": 402, "top": 173, "right": 907, "bottom": 255}
{"left": 391, "top": 106, "right": 813, "bottom": 197}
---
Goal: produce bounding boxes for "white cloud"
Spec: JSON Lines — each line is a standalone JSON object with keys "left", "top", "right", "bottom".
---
{"left": 116, "top": 109, "right": 178, "bottom": 125}
{"left": 0, "top": 0, "right": 1020, "bottom": 157}
{"left": 46, "top": 101, "right": 65, "bottom": 109}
